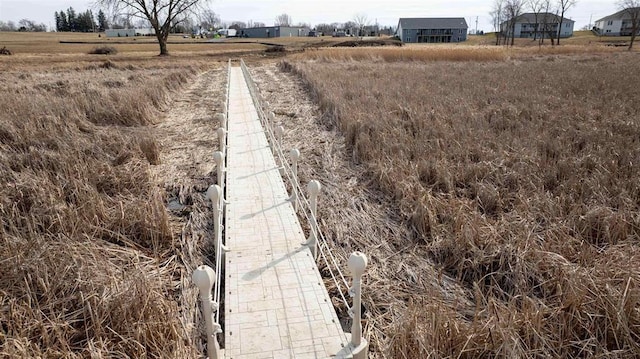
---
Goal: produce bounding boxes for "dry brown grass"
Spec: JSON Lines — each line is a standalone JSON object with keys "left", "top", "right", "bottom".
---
{"left": 0, "top": 31, "right": 266, "bottom": 56}
{"left": 293, "top": 43, "right": 633, "bottom": 63}
{"left": 294, "top": 46, "right": 510, "bottom": 62}
{"left": 0, "top": 58, "right": 205, "bottom": 357}
{"left": 282, "top": 52, "right": 640, "bottom": 357}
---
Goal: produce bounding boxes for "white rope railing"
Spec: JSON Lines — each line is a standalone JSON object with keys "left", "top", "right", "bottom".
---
{"left": 239, "top": 60, "right": 369, "bottom": 346}
{"left": 239, "top": 59, "right": 352, "bottom": 301}
{"left": 192, "top": 60, "right": 232, "bottom": 359}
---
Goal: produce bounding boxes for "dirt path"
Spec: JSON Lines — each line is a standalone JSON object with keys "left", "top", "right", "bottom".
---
{"left": 150, "top": 67, "right": 226, "bottom": 354}
{"left": 153, "top": 69, "right": 224, "bottom": 190}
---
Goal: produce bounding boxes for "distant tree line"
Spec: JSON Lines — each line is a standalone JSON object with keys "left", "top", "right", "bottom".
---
{"left": 54, "top": 8, "right": 108, "bottom": 32}
{"left": 0, "top": 19, "right": 47, "bottom": 32}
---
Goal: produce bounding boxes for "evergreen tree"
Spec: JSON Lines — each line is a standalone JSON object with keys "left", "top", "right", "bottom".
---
{"left": 67, "top": 7, "right": 77, "bottom": 31}
{"left": 77, "top": 10, "right": 96, "bottom": 32}
{"left": 54, "top": 11, "right": 61, "bottom": 31}
{"left": 97, "top": 10, "right": 108, "bottom": 31}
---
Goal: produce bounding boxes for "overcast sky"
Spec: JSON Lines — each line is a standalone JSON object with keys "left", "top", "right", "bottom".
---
{"left": 0, "top": 0, "right": 620, "bottom": 32}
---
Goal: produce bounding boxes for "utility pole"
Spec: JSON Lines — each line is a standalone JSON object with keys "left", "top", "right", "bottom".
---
{"left": 475, "top": 16, "right": 479, "bottom": 35}
{"left": 588, "top": 14, "right": 592, "bottom": 30}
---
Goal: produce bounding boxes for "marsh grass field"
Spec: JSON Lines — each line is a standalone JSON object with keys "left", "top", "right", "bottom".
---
{"left": 282, "top": 51, "right": 640, "bottom": 357}
{"left": 1, "top": 30, "right": 640, "bottom": 358}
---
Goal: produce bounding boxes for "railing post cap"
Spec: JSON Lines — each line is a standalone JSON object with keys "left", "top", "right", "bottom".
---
{"left": 213, "top": 151, "right": 224, "bottom": 164}
{"left": 348, "top": 252, "right": 368, "bottom": 277}
{"left": 307, "top": 180, "right": 321, "bottom": 195}
{"left": 206, "top": 184, "right": 222, "bottom": 203}
{"left": 217, "top": 127, "right": 226, "bottom": 136}
{"left": 290, "top": 148, "right": 300, "bottom": 160}
{"left": 276, "top": 125, "right": 284, "bottom": 137}
{"left": 192, "top": 265, "right": 216, "bottom": 291}
{"left": 269, "top": 112, "right": 276, "bottom": 120}
{"left": 215, "top": 113, "right": 226, "bottom": 121}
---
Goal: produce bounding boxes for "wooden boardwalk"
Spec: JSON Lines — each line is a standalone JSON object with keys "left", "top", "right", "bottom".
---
{"left": 223, "top": 65, "right": 350, "bottom": 358}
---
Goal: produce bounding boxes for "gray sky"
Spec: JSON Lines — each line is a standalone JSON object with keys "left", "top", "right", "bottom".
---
{"left": 0, "top": 0, "right": 620, "bottom": 32}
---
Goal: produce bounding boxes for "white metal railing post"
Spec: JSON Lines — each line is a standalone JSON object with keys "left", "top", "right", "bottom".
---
{"left": 275, "top": 125, "right": 285, "bottom": 175}
{"left": 263, "top": 101, "right": 270, "bottom": 114}
{"left": 216, "top": 113, "right": 227, "bottom": 131}
{"left": 348, "top": 252, "right": 369, "bottom": 359}
{"left": 306, "top": 180, "right": 321, "bottom": 259}
{"left": 213, "top": 151, "right": 225, "bottom": 191}
{"left": 268, "top": 112, "right": 276, "bottom": 141}
{"left": 275, "top": 125, "right": 284, "bottom": 150}
{"left": 217, "top": 128, "right": 227, "bottom": 156}
{"left": 192, "top": 265, "right": 222, "bottom": 359}
{"left": 222, "top": 93, "right": 228, "bottom": 115}
{"left": 206, "top": 184, "right": 223, "bottom": 254}
{"left": 289, "top": 148, "right": 300, "bottom": 212}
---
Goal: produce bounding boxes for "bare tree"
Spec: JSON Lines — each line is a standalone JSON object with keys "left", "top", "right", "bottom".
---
{"left": 504, "top": 0, "right": 525, "bottom": 45}
{"left": 274, "top": 13, "right": 291, "bottom": 26}
{"left": 96, "top": 0, "right": 211, "bottom": 56}
{"left": 556, "top": 0, "right": 576, "bottom": 44}
{"left": 0, "top": 21, "right": 16, "bottom": 31}
{"left": 618, "top": 0, "right": 640, "bottom": 50}
{"left": 229, "top": 21, "right": 246, "bottom": 29}
{"left": 539, "top": 0, "right": 557, "bottom": 45}
{"left": 490, "top": 0, "right": 505, "bottom": 45}
{"left": 199, "top": 9, "right": 220, "bottom": 31}
{"left": 252, "top": 21, "right": 265, "bottom": 28}
{"left": 353, "top": 13, "right": 370, "bottom": 39}
{"left": 18, "top": 19, "right": 47, "bottom": 32}
{"left": 528, "top": 0, "right": 545, "bottom": 40}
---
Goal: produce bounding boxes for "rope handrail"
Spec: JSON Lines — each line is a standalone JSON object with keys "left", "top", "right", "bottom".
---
{"left": 239, "top": 59, "right": 352, "bottom": 313}
{"left": 213, "top": 58, "right": 232, "bottom": 325}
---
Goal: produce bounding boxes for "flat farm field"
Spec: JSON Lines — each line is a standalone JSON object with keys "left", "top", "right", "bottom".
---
{"left": 284, "top": 50, "right": 640, "bottom": 357}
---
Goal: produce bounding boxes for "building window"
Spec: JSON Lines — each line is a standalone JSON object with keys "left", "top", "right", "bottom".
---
{"left": 406, "top": 37, "right": 410, "bottom": 42}
{"left": 607, "top": 20, "right": 613, "bottom": 26}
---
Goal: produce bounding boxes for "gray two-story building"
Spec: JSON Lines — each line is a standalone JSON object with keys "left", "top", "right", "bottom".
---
{"left": 595, "top": 8, "right": 640, "bottom": 36}
{"left": 396, "top": 18, "right": 468, "bottom": 43}
{"left": 501, "top": 13, "right": 574, "bottom": 38}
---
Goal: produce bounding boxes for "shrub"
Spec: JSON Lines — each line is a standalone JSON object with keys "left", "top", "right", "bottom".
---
{"left": 89, "top": 46, "right": 118, "bottom": 55}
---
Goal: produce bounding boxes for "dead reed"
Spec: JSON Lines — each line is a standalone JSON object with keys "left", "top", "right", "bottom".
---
{"left": 280, "top": 52, "right": 640, "bottom": 357}
{"left": 0, "top": 59, "right": 202, "bottom": 357}
{"left": 292, "top": 44, "right": 630, "bottom": 64}
{"left": 293, "top": 46, "right": 510, "bottom": 62}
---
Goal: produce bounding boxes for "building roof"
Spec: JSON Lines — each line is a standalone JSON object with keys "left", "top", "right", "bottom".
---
{"left": 596, "top": 8, "right": 640, "bottom": 22}
{"left": 503, "top": 12, "right": 575, "bottom": 25}
{"left": 398, "top": 18, "right": 468, "bottom": 30}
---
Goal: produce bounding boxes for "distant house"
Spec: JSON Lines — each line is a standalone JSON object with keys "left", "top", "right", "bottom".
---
{"left": 501, "top": 13, "right": 575, "bottom": 38}
{"left": 218, "top": 28, "right": 237, "bottom": 37}
{"left": 105, "top": 28, "right": 154, "bottom": 37}
{"left": 396, "top": 18, "right": 468, "bottom": 43}
{"left": 237, "top": 26, "right": 309, "bottom": 38}
{"left": 105, "top": 29, "right": 135, "bottom": 37}
{"left": 594, "top": 8, "right": 640, "bottom": 36}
